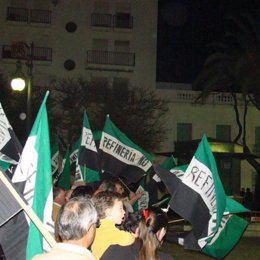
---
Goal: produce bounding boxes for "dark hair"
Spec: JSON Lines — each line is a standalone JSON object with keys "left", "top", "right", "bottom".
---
{"left": 70, "top": 185, "right": 94, "bottom": 199}
{"left": 98, "top": 180, "right": 116, "bottom": 192}
{"left": 92, "top": 191, "right": 124, "bottom": 219}
{"left": 122, "top": 210, "right": 143, "bottom": 233}
{"left": 138, "top": 207, "right": 168, "bottom": 260}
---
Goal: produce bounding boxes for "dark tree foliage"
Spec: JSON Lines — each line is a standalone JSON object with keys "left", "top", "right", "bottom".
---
{"left": 32, "top": 77, "right": 168, "bottom": 153}
{"left": 193, "top": 10, "right": 260, "bottom": 207}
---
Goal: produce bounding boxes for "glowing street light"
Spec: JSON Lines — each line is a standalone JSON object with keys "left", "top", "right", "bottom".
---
{"left": 10, "top": 42, "right": 34, "bottom": 135}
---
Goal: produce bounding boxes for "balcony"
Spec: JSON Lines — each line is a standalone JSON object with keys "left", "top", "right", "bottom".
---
{"left": 91, "top": 13, "right": 133, "bottom": 29}
{"left": 6, "top": 7, "right": 51, "bottom": 24}
{"left": 91, "top": 13, "right": 112, "bottom": 27}
{"left": 2, "top": 45, "right": 52, "bottom": 62}
{"left": 87, "top": 50, "right": 135, "bottom": 66}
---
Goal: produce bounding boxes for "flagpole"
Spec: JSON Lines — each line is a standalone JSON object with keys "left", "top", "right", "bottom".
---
{"left": 0, "top": 170, "right": 56, "bottom": 248}
{"left": 118, "top": 177, "right": 131, "bottom": 193}
{"left": 168, "top": 218, "right": 185, "bottom": 224}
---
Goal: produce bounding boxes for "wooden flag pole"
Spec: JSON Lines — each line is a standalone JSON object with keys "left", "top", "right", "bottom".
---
{"left": 118, "top": 177, "right": 131, "bottom": 193}
{"left": 0, "top": 170, "right": 56, "bottom": 248}
{"left": 168, "top": 218, "right": 185, "bottom": 224}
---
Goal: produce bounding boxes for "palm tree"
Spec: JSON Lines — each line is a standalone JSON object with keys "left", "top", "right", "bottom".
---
{"left": 193, "top": 10, "right": 260, "bottom": 207}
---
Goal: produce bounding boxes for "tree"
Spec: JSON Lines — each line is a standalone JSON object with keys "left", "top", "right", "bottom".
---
{"left": 33, "top": 77, "right": 168, "bottom": 153}
{"left": 193, "top": 10, "right": 260, "bottom": 208}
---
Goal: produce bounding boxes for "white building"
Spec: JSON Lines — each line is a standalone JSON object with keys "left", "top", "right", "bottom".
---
{"left": 157, "top": 85, "right": 260, "bottom": 195}
{"left": 0, "top": 0, "right": 158, "bottom": 91}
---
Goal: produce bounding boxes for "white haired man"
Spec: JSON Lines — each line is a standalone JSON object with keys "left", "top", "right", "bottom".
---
{"left": 33, "top": 197, "right": 98, "bottom": 260}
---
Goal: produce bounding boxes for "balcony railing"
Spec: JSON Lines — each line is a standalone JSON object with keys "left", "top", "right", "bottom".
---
{"left": 6, "top": 7, "right": 51, "bottom": 24}
{"left": 30, "top": 9, "right": 52, "bottom": 24}
{"left": 91, "top": 13, "right": 112, "bottom": 27}
{"left": 91, "top": 13, "right": 133, "bottom": 29}
{"left": 6, "top": 7, "right": 28, "bottom": 22}
{"left": 87, "top": 50, "right": 135, "bottom": 66}
{"left": 2, "top": 45, "right": 52, "bottom": 61}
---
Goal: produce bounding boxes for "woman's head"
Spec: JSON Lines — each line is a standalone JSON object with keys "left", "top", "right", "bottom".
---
{"left": 120, "top": 210, "right": 143, "bottom": 236}
{"left": 93, "top": 191, "right": 125, "bottom": 224}
{"left": 138, "top": 207, "right": 169, "bottom": 260}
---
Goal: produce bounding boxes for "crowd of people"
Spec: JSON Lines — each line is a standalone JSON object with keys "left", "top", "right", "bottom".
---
{"left": 33, "top": 179, "right": 173, "bottom": 260}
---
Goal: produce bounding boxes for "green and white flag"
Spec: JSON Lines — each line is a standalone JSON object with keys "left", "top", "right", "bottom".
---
{"left": 156, "top": 135, "right": 249, "bottom": 259}
{"left": 99, "top": 116, "right": 153, "bottom": 183}
{"left": 51, "top": 134, "right": 59, "bottom": 177}
{"left": 57, "top": 148, "right": 71, "bottom": 190}
{"left": 12, "top": 92, "right": 54, "bottom": 260}
{"left": 78, "top": 111, "right": 100, "bottom": 183}
{"left": 70, "top": 137, "right": 83, "bottom": 182}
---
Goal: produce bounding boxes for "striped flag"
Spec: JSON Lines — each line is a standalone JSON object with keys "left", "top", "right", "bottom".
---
{"left": 0, "top": 102, "right": 22, "bottom": 176}
{"left": 155, "top": 135, "right": 249, "bottom": 258}
{"left": 99, "top": 116, "right": 153, "bottom": 184}
{"left": 51, "top": 134, "right": 60, "bottom": 178}
{"left": 78, "top": 111, "right": 100, "bottom": 183}
{"left": 12, "top": 92, "right": 54, "bottom": 260}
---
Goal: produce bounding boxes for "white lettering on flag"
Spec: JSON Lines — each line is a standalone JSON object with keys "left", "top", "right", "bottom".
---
{"left": 81, "top": 127, "right": 97, "bottom": 152}
{"left": 183, "top": 157, "right": 216, "bottom": 213}
{"left": 100, "top": 133, "right": 152, "bottom": 172}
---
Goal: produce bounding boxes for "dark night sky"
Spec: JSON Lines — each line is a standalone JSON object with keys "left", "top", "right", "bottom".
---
{"left": 156, "top": 0, "right": 260, "bottom": 84}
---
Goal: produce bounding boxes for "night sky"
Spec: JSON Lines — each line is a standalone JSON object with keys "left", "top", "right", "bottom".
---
{"left": 157, "top": 0, "right": 260, "bottom": 84}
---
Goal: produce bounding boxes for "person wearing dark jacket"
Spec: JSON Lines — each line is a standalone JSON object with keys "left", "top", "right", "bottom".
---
{"left": 101, "top": 207, "right": 173, "bottom": 260}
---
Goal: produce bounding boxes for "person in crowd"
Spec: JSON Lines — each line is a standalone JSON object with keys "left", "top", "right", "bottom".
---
{"left": 244, "top": 187, "right": 253, "bottom": 209}
{"left": 92, "top": 191, "right": 135, "bottom": 259}
{"left": 70, "top": 185, "right": 94, "bottom": 199}
{"left": 94, "top": 179, "right": 116, "bottom": 195}
{"left": 52, "top": 187, "right": 66, "bottom": 222}
{"left": 33, "top": 197, "right": 98, "bottom": 260}
{"left": 240, "top": 187, "right": 245, "bottom": 197}
{"left": 100, "top": 207, "right": 173, "bottom": 260}
{"left": 114, "top": 179, "right": 144, "bottom": 212}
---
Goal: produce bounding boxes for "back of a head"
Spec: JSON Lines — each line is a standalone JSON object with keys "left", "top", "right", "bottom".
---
{"left": 70, "top": 185, "right": 94, "bottom": 199}
{"left": 56, "top": 196, "right": 98, "bottom": 241}
{"left": 98, "top": 179, "right": 116, "bottom": 192}
{"left": 138, "top": 207, "right": 168, "bottom": 260}
{"left": 53, "top": 187, "right": 65, "bottom": 199}
{"left": 122, "top": 210, "right": 143, "bottom": 234}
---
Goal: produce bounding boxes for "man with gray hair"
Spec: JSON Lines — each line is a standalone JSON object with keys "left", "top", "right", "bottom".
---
{"left": 33, "top": 197, "right": 98, "bottom": 260}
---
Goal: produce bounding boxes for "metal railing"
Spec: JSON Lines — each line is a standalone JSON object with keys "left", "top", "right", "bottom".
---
{"left": 91, "top": 13, "right": 133, "bottom": 29}
{"left": 91, "top": 13, "right": 112, "bottom": 27}
{"left": 87, "top": 50, "right": 135, "bottom": 66}
{"left": 2, "top": 45, "right": 52, "bottom": 61}
{"left": 6, "top": 7, "right": 51, "bottom": 24}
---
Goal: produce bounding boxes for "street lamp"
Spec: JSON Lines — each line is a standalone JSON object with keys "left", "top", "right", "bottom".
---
{"left": 10, "top": 42, "right": 34, "bottom": 136}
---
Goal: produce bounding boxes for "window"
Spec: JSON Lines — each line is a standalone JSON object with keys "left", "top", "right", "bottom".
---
{"left": 177, "top": 123, "right": 192, "bottom": 141}
{"left": 216, "top": 125, "right": 231, "bottom": 141}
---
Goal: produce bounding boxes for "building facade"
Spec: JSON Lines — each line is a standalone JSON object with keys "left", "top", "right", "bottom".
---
{"left": 0, "top": 0, "right": 158, "bottom": 91}
{"left": 157, "top": 86, "right": 260, "bottom": 195}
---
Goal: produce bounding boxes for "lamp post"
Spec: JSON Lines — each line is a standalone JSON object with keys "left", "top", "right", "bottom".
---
{"left": 10, "top": 42, "right": 34, "bottom": 136}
